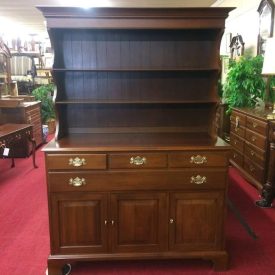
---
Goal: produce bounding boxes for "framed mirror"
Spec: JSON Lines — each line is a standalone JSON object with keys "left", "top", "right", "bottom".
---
{"left": 257, "top": 0, "right": 274, "bottom": 55}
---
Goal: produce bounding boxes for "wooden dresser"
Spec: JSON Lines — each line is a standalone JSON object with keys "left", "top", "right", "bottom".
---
{"left": 0, "top": 101, "right": 43, "bottom": 156}
{"left": 39, "top": 6, "right": 233, "bottom": 274}
{"left": 230, "top": 108, "right": 275, "bottom": 190}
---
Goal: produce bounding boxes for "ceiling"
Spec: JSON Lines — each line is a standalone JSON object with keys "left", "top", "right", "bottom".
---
{"left": 0, "top": 0, "right": 218, "bottom": 37}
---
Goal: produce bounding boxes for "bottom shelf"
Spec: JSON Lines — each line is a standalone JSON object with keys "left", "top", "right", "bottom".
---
{"left": 44, "top": 132, "right": 229, "bottom": 152}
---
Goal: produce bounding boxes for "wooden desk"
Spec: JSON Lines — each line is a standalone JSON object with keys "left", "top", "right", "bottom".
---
{"left": 0, "top": 123, "right": 37, "bottom": 168}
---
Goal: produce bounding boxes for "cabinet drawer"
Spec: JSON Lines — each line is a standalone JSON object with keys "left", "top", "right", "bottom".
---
{"left": 109, "top": 153, "right": 167, "bottom": 169}
{"left": 230, "top": 133, "right": 244, "bottom": 153}
{"left": 244, "top": 143, "right": 265, "bottom": 167}
{"left": 46, "top": 154, "right": 107, "bottom": 170}
{"left": 244, "top": 157, "right": 264, "bottom": 183}
{"left": 230, "top": 149, "right": 243, "bottom": 167}
{"left": 230, "top": 123, "right": 245, "bottom": 138}
{"left": 169, "top": 151, "right": 228, "bottom": 167}
{"left": 230, "top": 111, "right": 246, "bottom": 128}
{"left": 246, "top": 117, "right": 267, "bottom": 135}
{"left": 245, "top": 129, "right": 266, "bottom": 149}
{"left": 47, "top": 169, "right": 227, "bottom": 192}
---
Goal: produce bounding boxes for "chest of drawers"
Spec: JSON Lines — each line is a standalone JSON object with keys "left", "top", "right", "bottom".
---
{"left": 230, "top": 108, "right": 275, "bottom": 190}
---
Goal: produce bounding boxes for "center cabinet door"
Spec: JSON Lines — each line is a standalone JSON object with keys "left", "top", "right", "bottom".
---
{"left": 50, "top": 192, "right": 109, "bottom": 254}
{"left": 110, "top": 192, "right": 168, "bottom": 253}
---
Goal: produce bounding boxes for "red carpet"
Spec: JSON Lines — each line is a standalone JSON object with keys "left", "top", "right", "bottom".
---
{"left": 1, "top": 143, "right": 275, "bottom": 275}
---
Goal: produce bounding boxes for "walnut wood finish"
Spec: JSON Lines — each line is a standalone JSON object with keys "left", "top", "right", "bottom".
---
{"left": 39, "top": 6, "right": 233, "bottom": 274}
{"left": 230, "top": 108, "right": 275, "bottom": 190}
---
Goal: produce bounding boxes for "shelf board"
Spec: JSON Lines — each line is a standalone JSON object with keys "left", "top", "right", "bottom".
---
{"left": 52, "top": 67, "right": 219, "bottom": 72}
{"left": 55, "top": 99, "right": 218, "bottom": 104}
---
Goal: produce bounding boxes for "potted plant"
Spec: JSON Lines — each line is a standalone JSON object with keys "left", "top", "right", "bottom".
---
{"left": 222, "top": 55, "right": 267, "bottom": 113}
{"left": 32, "top": 84, "right": 56, "bottom": 137}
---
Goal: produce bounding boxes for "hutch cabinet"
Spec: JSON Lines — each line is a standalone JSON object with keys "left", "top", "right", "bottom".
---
{"left": 39, "top": 6, "right": 232, "bottom": 274}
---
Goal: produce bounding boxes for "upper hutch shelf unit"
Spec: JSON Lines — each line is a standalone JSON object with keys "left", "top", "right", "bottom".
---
{"left": 39, "top": 6, "right": 233, "bottom": 275}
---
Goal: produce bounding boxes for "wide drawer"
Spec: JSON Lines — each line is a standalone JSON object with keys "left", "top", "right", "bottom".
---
{"left": 244, "top": 157, "right": 264, "bottom": 183}
{"left": 245, "top": 129, "right": 266, "bottom": 149}
{"left": 169, "top": 151, "right": 228, "bottom": 167}
{"left": 230, "top": 132, "right": 244, "bottom": 153}
{"left": 46, "top": 154, "right": 107, "bottom": 170}
{"left": 244, "top": 143, "right": 265, "bottom": 167}
{"left": 47, "top": 169, "right": 227, "bottom": 192}
{"left": 230, "top": 149, "right": 243, "bottom": 167}
{"left": 246, "top": 116, "right": 267, "bottom": 135}
{"left": 109, "top": 153, "right": 167, "bottom": 169}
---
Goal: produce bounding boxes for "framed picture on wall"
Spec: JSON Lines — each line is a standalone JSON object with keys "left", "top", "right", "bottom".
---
{"left": 257, "top": 0, "right": 274, "bottom": 55}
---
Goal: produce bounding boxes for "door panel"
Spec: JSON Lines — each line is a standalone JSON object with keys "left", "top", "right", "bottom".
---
{"left": 111, "top": 192, "right": 168, "bottom": 253}
{"left": 169, "top": 192, "right": 224, "bottom": 251}
{"left": 50, "top": 192, "right": 108, "bottom": 254}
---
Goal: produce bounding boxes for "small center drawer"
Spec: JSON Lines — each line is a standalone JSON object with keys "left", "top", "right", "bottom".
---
{"left": 46, "top": 154, "right": 107, "bottom": 170}
{"left": 169, "top": 151, "right": 228, "bottom": 167}
{"left": 109, "top": 153, "right": 167, "bottom": 169}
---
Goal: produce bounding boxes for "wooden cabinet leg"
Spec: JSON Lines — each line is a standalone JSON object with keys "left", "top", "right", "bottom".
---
{"left": 212, "top": 253, "right": 229, "bottom": 271}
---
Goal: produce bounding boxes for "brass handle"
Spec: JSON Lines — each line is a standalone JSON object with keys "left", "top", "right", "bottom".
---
{"left": 190, "top": 175, "right": 207, "bottom": 185}
{"left": 104, "top": 220, "right": 108, "bottom": 225}
{"left": 130, "top": 156, "right": 147, "bottom": 166}
{"left": 236, "top": 117, "right": 240, "bottom": 128}
{"left": 234, "top": 127, "right": 239, "bottom": 132}
{"left": 69, "top": 157, "right": 86, "bottom": 167}
{"left": 249, "top": 165, "right": 255, "bottom": 172}
{"left": 233, "top": 153, "right": 237, "bottom": 158}
{"left": 190, "top": 155, "right": 207, "bottom": 165}
{"left": 234, "top": 141, "right": 238, "bottom": 145}
{"left": 69, "top": 177, "right": 86, "bottom": 187}
{"left": 252, "top": 122, "right": 258, "bottom": 128}
{"left": 169, "top": 218, "right": 174, "bottom": 224}
{"left": 111, "top": 220, "right": 115, "bottom": 225}
{"left": 251, "top": 136, "right": 257, "bottom": 142}
{"left": 250, "top": 150, "right": 255, "bottom": 156}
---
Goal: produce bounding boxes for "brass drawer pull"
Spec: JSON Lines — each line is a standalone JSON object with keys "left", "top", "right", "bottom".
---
{"left": 252, "top": 122, "right": 258, "bottom": 128}
{"left": 233, "top": 153, "right": 237, "bottom": 158}
{"left": 69, "top": 177, "right": 86, "bottom": 187}
{"left": 250, "top": 150, "right": 255, "bottom": 156}
{"left": 234, "top": 141, "right": 238, "bottom": 145}
{"left": 69, "top": 157, "right": 86, "bottom": 167}
{"left": 236, "top": 116, "right": 240, "bottom": 127}
{"left": 169, "top": 218, "right": 174, "bottom": 224}
{"left": 130, "top": 156, "right": 146, "bottom": 166}
{"left": 249, "top": 165, "right": 255, "bottom": 172}
{"left": 190, "top": 175, "right": 207, "bottom": 185}
{"left": 251, "top": 136, "right": 257, "bottom": 142}
{"left": 190, "top": 155, "right": 207, "bottom": 165}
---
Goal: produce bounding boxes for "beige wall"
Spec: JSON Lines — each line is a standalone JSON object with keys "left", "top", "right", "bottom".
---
{"left": 213, "top": 0, "right": 275, "bottom": 56}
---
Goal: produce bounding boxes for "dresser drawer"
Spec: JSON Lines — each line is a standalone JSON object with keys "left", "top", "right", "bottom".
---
{"left": 244, "top": 157, "right": 264, "bottom": 183}
{"left": 109, "top": 153, "right": 167, "bottom": 169}
{"left": 244, "top": 143, "right": 265, "bottom": 167}
{"left": 245, "top": 129, "right": 266, "bottom": 149}
{"left": 47, "top": 169, "right": 227, "bottom": 192}
{"left": 246, "top": 117, "right": 267, "bottom": 135}
{"left": 231, "top": 111, "right": 246, "bottom": 128}
{"left": 230, "top": 133, "right": 244, "bottom": 153}
{"left": 169, "top": 151, "right": 228, "bottom": 168}
{"left": 230, "top": 149, "right": 243, "bottom": 167}
{"left": 230, "top": 122, "right": 245, "bottom": 138}
{"left": 46, "top": 154, "right": 107, "bottom": 170}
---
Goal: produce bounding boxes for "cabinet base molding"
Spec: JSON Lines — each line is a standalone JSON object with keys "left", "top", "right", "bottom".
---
{"left": 47, "top": 251, "right": 229, "bottom": 274}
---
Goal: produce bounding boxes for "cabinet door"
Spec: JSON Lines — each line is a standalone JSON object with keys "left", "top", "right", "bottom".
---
{"left": 110, "top": 192, "right": 168, "bottom": 253}
{"left": 169, "top": 192, "right": 224, "bottom": 251}
{"left": 50, "top": 192, "right": 108, "bottom": 254}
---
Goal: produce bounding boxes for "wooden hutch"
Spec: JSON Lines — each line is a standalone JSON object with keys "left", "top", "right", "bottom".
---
{"left": 39, "top": 5, "right": 233, "bottom": 274}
